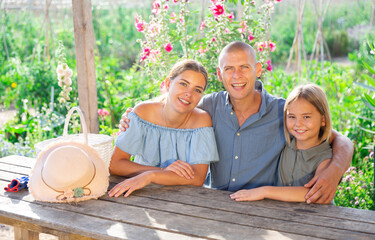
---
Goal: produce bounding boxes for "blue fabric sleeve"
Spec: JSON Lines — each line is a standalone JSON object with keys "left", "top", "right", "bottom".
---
{"left": 115, "top": 112, "right": 145, "bottom": 156}
{"left": 188, "top": 128, "right": 219, "bottom": 165}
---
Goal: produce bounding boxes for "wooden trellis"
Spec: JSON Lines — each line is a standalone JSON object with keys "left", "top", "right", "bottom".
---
{"left": 309, "top": 0, "right": 332, "bottom": 71}
{"left": 286, "top": 0, "right": 307, "bottom": 77}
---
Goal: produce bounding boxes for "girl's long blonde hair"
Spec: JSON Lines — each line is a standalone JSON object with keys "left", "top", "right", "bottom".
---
{"left": 284, "top": 83, "right": 332, "bottom": 145}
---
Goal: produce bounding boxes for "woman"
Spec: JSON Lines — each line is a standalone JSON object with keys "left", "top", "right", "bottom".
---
{"left": 108, "top": 59, "right": 219, "bottom": 198}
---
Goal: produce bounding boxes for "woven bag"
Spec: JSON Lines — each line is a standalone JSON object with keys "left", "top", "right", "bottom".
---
{"left": 35, "top": 107, "right": 113, "bottom": 167}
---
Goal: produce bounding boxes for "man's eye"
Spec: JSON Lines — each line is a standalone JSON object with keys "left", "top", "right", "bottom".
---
{"left": 288, "top": 116, "right": 295, "bottom": 119}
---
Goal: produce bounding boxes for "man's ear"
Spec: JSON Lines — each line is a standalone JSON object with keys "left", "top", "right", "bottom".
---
{"left": 255, "top": 62, "right": 262, "bottom": 78}
{"left": 217, "top": 66, "right": 223, "bottom": 82}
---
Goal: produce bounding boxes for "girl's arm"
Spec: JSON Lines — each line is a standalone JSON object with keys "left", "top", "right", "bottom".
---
{"left": 109, "top": 146, "right": 162, "bottom": 177}
{"left": 231, "top": 159, "right": 331, "bottom": 203}
{"left": 108, "top": 164, "right": 208, "bottom": 197}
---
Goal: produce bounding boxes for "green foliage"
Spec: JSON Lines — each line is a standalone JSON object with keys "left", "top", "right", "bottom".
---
{"left": 135, "top": 0, "right": 277, "bottom": 94}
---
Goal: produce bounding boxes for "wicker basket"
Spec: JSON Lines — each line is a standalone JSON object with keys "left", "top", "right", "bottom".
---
{"left": 35, "top": 107, "right": 113, "bottom": 167}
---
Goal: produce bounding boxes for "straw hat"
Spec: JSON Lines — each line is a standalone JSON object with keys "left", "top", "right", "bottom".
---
{"left": 29, "top": 141, "right": 109, "bottom": 203}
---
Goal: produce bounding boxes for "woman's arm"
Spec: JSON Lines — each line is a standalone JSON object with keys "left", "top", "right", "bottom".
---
{"left": 231, "top": 159, "right": 331, "bottom": 203}
{"left": 108, "top": 164, "right": 208, "bottom": 197}
{"left": 109, "top": 146, "right": 161, "bottom": 177}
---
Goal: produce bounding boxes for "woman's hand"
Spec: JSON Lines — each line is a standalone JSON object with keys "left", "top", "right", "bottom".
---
{"left": 119, "top": 107, "right": 133, "bottom": 132}
{"left": 108, "top": 172, "right": 152, "bottom": 198}
{"left": 230, "top": 188, "right": 266, "bottom": 202}
{"left": 164, "top": 160, "right": 195, "bottom": 180}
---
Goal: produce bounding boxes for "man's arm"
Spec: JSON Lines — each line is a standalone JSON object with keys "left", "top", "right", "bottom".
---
{"left": 304, "top": 130, "right": 353, "bottom": 204}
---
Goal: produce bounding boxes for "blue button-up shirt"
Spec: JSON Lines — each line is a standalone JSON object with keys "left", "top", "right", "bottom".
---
{"left": 200, "top": 81, "right": 286, "bottom": 191}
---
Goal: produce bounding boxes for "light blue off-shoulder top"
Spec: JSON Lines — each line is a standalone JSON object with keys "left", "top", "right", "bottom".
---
{"left": 115, "top": 111, "right": 219, "bottom": 168}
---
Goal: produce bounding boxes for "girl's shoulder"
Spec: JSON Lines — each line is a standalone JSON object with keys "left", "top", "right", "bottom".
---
{"left": 133, "top": 101, "right": 163, "bottom": 124}
{"left": 188, "top": 108, "right": 212, "bottom": 128}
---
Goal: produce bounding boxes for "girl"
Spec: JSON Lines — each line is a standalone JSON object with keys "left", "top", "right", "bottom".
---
{"left": 230, "top": 83, "right": 332, "bottom": 203}
{"left": 108, "top": 59, "right": 219, "bottom": 198}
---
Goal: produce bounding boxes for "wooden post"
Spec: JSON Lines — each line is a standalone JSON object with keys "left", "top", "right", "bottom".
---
{"left": 72, "top": 0, "right": 99, "bottom": 133}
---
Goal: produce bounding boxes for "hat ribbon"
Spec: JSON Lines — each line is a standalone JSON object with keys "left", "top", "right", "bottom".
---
{"left": 40, "top": 158, "right": 97, "bottom": 201}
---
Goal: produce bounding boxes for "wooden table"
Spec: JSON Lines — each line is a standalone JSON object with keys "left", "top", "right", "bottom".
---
{"left": 0, "top": 155, "right": 374, "bottom": 240}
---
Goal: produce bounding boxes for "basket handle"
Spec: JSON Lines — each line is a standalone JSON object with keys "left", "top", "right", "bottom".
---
{"left": 63, "top": 107, "right": 88, "bottom": 144}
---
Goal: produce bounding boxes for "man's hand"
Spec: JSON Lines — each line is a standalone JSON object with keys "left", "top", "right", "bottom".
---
{"left": 304, "top": 163, "right": 342, "bottom": 204}
{"left": 119, "top": 107, "right": 133, "bottom": 132}
{"left": 164, "top": 160, "right": 194, "bottom": 180}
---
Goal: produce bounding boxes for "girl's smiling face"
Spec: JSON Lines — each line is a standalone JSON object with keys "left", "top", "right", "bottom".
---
{"left": 286, "top": 98, "right": 326, "bottom": 150}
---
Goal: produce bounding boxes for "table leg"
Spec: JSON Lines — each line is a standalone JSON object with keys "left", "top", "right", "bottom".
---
{"left": 14, "top": 226, "right": 39, "bottom": 240}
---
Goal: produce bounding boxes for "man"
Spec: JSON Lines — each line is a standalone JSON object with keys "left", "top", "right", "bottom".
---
{"left": 120, "top": 41, "right": 353, "bottom": 204}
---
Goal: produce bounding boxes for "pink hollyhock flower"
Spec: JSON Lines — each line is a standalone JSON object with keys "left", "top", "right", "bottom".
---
{"left": 268, "top": 41, "right": 276, "bottom": 52}
{"left": 257, "top": 42, "right": 266, "bottom": 52}
{"left": 224, "top": 28, "right": 230, "bottom": 34}
{"left": 134, "top": 14, "right": 146, "bottom": 32}
{"left": 174, "top": 0, "right": 178, "bottom": 2}
{"left": 148, "top": 22, "right": 161, "bottom": 37}
{"left": 212, "top": 37, "right": 216, "bottom": 42}
{"left": 266, "top": 60, "right": 272, "bottom": 72}
{"left": 149, "top": 49, "right": 161, "bottom": 63}
{"left": 248, "top": 32, "right": 254, "bottom": 42}
{"left": 141, "top": 47, "right": 151, "bottom": 61}
{"left": 250, "top": 1, "right": 255, "bottom": 5}
{"left": 200, "top": 21, "right": 206, "bottom": 30}
{"left": 164, "top": 4, "right": 169, "bottom": 9}
{"left": 98, "top": 109, "right": 109, "bottom": 118}
{"left": 237, "top": 21, "right": 247, "bottom": 33}
{"left": 153, "top": 0, "right": 161, "bottom": 9}
{"left": 152, "top": 0, "right": 161, "bottom": 14}
{"left": 211, "top": 4, "right": 225, "bottom": 17}
{"left": 164, "top": 43, "right": 173, "bottom": 52}
{"left": 160, "top": 80, "right": 167, "bottom": 94}
{"left": 276, "top": 0, "right": 282, "bottom": 2}
{"left": 228, "top": 12, "right": 234, "bottom": 22}
{"left": 268, "top": 2, "right": 274, "bottom": 11}
{"left": 198, "top": 43, "right": 208, "bottom": 55}
{"left": 170, "top": 12, "right": 177, "bottom": 23}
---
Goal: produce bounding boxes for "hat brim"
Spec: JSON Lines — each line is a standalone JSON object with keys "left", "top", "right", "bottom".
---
{"left": 29, "top": 141, "right": 109, "bottom": 203}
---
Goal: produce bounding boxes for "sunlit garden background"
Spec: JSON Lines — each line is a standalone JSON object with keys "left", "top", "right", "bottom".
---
{"left": 0, "top": 0, "right": 374, "bottom": 210}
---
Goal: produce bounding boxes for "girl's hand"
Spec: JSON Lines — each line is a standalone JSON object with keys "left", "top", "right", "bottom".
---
{"left": 230, "top": 188, "right": 266, "bottom": 202}
{"left": 108, "top": 172, "right": 152, "bottom": 198}
{"left": 164, "top": 160, "right": 194, "bottom": 180}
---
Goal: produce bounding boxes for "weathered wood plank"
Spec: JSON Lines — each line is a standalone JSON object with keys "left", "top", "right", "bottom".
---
{"left": 0, "top": 162, "right": 31, "bottom": 175}
{"left": 124, "top": 181, "right": 375, "bottom": 225}
{"left": 0, "top": 184, "right": 317, "bottom": 240}
{"left": 0, "top": 179, "right": 372, "bottom": 240}
{"left": 0, "top": 155, "right": 35, "bottom": 168}
{"left": 0, "top": 170, "right": 27, "bottom": 182}
{"left": 0, "top": 195, "right": 202, "bottom": 240}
